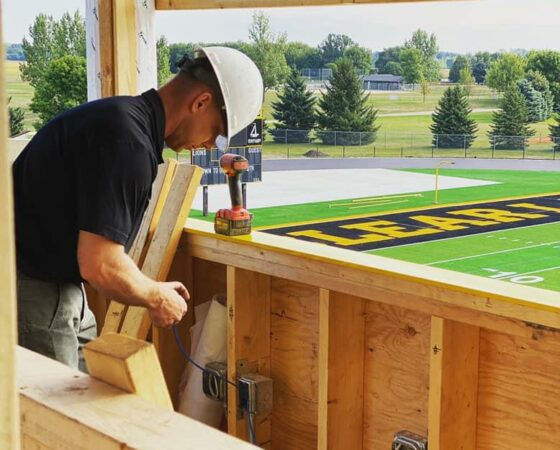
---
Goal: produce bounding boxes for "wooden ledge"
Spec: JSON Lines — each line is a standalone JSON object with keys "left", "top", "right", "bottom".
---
{"left": 17, "top": 347, "right": 257, "bottom": 450}
{"left": 184, "top": 218, "right": 560, "bottom": 329}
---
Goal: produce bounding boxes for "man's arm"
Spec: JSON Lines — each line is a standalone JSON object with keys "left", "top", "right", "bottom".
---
{"left": 77, "top": 230, "right": 188, "bottom": 328}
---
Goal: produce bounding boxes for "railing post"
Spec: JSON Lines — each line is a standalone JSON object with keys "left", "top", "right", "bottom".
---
{"left": 464, "top": 135, "right": 467, "bottom": 158}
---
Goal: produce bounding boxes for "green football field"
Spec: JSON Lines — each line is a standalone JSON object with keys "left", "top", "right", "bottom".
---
{"left": 369, "top": 222, "right": 560, "bottom": 292}
{"left": 191, "top": 169, "right": 560, "bottom": 292}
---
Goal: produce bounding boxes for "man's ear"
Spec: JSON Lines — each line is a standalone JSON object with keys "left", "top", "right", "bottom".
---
{"left": 191, "top": 91, "right": 213, "bottom": 113}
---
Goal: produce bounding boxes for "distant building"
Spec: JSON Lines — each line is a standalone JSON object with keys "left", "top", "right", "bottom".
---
{"left": 362, "top": 74, "right": 403, "bottom": 91}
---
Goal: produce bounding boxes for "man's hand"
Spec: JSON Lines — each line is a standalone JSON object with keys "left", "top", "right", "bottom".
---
{"left": 148, "top": 281, "right": 189, "bottom": 328}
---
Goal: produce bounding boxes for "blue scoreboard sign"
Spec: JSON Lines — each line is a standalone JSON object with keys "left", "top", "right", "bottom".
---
{"left": 191, "top": 118, "right": 263, "bottom": 186}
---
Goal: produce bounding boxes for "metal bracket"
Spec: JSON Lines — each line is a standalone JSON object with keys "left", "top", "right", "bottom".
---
{"left": 392, "top": 431, "right": 428, "bottom": 450}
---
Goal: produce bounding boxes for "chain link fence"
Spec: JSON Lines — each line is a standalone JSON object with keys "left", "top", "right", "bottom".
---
{"left": 266, "top": 129, "right": 560, "bottom": 160}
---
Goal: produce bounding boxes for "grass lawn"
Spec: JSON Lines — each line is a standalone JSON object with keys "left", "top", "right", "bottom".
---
{"left": 191, "top": 169, "right": 560, "bottom": 228}
{"left": 5, "top": 60, "right": 37, "bottom": 131}
{"left": 261, "top": 112, "right": 557, "bottom": 160}
{"left": 263, "top": 84, "right": 500, "bottom": 119}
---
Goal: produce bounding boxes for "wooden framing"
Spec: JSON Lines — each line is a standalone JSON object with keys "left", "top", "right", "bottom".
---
{"left": 175, "top": 219, "right": 560, "bottom": 449}
{"left": 0, "top": 2, "right": 20, "bottom": 448}
{"left": 156, "top": 0, "right": 450, "bottom": 10}
{"left": 17, "top": 347, "right": 257, "bottom": 449}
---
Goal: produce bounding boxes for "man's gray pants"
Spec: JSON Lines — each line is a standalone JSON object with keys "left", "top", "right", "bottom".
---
{"left": 17, "top": 272, "right": 98, "bottom": 371}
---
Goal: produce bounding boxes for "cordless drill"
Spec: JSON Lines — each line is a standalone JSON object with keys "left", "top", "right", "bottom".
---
{"left": 214, "top": 153, "right": 253, "bottom": 236}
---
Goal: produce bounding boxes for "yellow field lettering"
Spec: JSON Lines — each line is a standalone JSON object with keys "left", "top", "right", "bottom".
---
{"left": 410, "top": 215, "right": 498, "bottom": 231}
{"left": 288, "top": 229, "right": 392, "bottom": 246}
{"left": 448, "top": 208, "right": 547, "bottom": 223}
{"left": 341, "top": 220, "right": 443, "bottom": 238}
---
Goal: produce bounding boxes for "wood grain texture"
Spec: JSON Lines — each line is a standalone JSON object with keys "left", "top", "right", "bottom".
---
{"left": 156, "top": 0, "right": 447, "bottom": 10}
{"left": 477, "top": 329, "right": 560, "bottom": 450}
{"left": 0, "top": 5, "right": 20, "bottom": 448}
{"left": 318, "top": 290, "right": 365, "bottom": 450}
{"left": 112, "top": 0, "right": 136, "bottom": 95}
{"left": 17, "top": 347, "right": 258, "bottom": 450}
{"left": 428, "top": 318, "right": 479, "bottom": 450}
{"left": 227, "top": 267, "right": 271, "bottom": 446}
{"left": 363, "top": 303, "right": 430, "bottom": 449}
{"left": 120, "top": 163, "right": 202, "bottom": 339}
{"left": 185, "top": 226, "right": 560, "bottom": 331}
{"left": 270, "top": 279, "right": 319, "bottom": 450}
{"left": 98, "top": 0, "right": 115, "bottom": 97}
{"left": 84, "top": 332, "right": 173, "bottom": 410}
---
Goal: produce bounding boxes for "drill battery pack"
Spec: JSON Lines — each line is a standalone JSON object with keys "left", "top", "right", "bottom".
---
{"left": 214, "top": 208, "right": 253, "bottom": 236}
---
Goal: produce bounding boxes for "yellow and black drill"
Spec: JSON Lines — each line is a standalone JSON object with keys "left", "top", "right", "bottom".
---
{"left": 214, "top": 153, "right": 253, "bottom": 236}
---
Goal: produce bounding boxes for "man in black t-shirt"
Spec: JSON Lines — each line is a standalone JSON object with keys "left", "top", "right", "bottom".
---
{"left": 12, "top": 47, "right": 264, "bottom": 368}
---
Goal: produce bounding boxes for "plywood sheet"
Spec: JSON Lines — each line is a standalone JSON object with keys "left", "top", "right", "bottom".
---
{"left": 363, "top": 302, "right": 430, "bottom": 449}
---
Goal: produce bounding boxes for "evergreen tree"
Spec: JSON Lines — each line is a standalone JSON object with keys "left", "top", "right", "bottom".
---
{"left": 8, "top": 97, "right": 25, "bottom": 137}
{"left": 271, "top": 68, "right": 316, "bottom": 143}
{"left": 518, "top": 79, "right": 546, "bottom": 123}
{"left": 316, "top": 58, "right": 379, "bottom": 145}
{"left": 550, "top": 114, "right": 560, "bottom": 152}
{"left": 488, "top": 86, "right": 535, "bottom": 150}
{"left": 430, "top": 86, "right": 478, "bottom": 148}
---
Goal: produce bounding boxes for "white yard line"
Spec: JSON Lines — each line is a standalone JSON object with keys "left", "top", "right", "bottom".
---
{"left": 500, "top": 265, "right": 560, "bottom": 279}
{"left": 427, "top": 240, "right": 560, "bottom": 266}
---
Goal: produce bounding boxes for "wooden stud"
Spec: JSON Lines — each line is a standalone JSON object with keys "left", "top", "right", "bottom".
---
{"left": 428, "top": 317, "right": 480, "bottom": 450}
{"left": 120, "top": 163, "right": 203, "bottom": 339}
{"left": 318, "top": 289, "right": 365, "bottom": 450}
{"left": 102, "top": 160, "right": 177, "bottom": 335}
{"left": 227, "top": 267, "right": 271, "bottom": 446}
{"left": 98, "top": 0, "right": 115, "bottom": 97}
{"left": 0, "top": 3, "right": 20, "bottom": 447}
{"left": 112, "top": 0, "right": 137, "bottom": 95}
{"left": 83, "top": 332, "right": 173, "bottom": 410}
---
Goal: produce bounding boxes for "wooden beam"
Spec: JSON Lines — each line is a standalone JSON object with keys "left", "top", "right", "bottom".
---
{"left": 428, "top": 317, "right": 479, "bottom": 450}
{"left": 318, "top": 290, "right": 365, "bottom": 450}
{"left": 112, "top": 0, "right": 137, "bottom": 95}
{"left": 227, "top": 267, "right": 271, "bottom": 446}
{"left": 156, "top": 0, "right": 447, "bottom": 10}
{"left": 120, "top": 163, "right": 203, "bottom": 339}
{"left": 0, "top": 1, "right": 20, "bottom": 446}
{"left": 17, "top": 347, "right": 258, "bottom": 449}
{"left": 83, "top": 332, "right": 173, "bottom": 411}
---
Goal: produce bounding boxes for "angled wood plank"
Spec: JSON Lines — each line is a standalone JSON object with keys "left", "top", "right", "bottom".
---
{"left": 120, "top": 163, "right": 203, "bottom": 339}
{"left": 102, "top": 160, "right": 177, "bottom": 335}
{"left": 84, "top": 332, "right": 173, "bottom": 410}
{"left": 0, "top": 3, "right": 20, "bottom": 447}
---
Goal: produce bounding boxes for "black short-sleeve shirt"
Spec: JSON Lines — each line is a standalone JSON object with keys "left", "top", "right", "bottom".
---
{"left": 12, "top": 89, "right": 165, "bottom": 284}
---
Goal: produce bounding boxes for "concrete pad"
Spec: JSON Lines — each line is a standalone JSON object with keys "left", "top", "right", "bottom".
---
{"left": 193, "top": 168, "right": 498, "bottom": 212}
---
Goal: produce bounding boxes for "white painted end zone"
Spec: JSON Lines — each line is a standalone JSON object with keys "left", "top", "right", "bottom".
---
{"left": 194, "top": 168, "right": 498, "bottom": 212}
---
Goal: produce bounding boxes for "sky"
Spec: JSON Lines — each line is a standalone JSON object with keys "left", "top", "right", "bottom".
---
{"left": 4, "top": 0, "right": 560, "bottom": 54}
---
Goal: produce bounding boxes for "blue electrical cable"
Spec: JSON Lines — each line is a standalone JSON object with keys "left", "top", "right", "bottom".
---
{"left": 172, "top": 324, "right": 236, "bottom": 387}
{"left": 246, "top": 398, "right": 256, "bottom": 444}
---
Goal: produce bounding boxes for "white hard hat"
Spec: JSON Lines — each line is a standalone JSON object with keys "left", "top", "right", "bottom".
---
{"left": 195, "top": 46, "right": 264, "bottom": 148}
